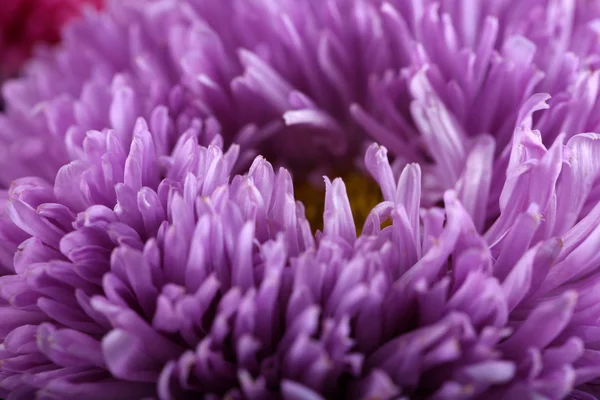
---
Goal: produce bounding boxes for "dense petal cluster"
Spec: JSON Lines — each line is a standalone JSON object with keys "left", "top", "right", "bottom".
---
{"left": 2, "top": 0, "right": 600, "bottom": 399}
{"left": 0, "top": 112, "right": 314, "bottom": 398}
{"left": 0, "top": 0, "right": 102, "bottom": 78}
{"left": 1, "top": 93, "right": 600, "bottom": 398}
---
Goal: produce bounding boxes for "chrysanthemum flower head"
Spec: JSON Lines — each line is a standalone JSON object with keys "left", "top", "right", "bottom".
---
{"left": 2, "top": 0, "right": 600, "bottom": 399}
{"left": 2, "top": 90, "right": 600, "bottom": 398}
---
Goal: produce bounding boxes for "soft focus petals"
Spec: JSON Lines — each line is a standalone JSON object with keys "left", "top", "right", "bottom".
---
{"left": 0, "top": 0, "right": 103, "bottom": 78}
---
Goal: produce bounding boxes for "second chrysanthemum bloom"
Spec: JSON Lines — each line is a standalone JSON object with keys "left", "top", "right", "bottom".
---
{"left": 1, "top": 0, "right": 600, "bottom": 226}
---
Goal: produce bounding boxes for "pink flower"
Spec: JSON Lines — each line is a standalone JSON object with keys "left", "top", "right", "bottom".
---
{"left": 0, "top": 0, "right": 102, "bottom": 78}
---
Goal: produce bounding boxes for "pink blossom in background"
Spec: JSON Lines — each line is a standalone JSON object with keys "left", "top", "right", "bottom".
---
{"left": 0, "top": 0, "right": 102, "bottom": 78}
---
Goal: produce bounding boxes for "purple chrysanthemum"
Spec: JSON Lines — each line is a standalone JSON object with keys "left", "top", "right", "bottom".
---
{"left": 2, "top": 0, "right": 600, "bottom": 399}
{"left": 0, "top": 94, "right": 600, "bottom": 399}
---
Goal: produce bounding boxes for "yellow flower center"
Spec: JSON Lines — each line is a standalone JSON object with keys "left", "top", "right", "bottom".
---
{"left": 295, "top": 171, "right": 385, "bottom": 234}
